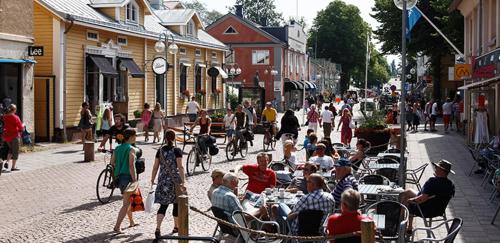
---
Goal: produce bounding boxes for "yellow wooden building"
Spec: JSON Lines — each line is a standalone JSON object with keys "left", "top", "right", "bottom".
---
{"left": 33, "top": 0, "right": 227, "bottom": 141}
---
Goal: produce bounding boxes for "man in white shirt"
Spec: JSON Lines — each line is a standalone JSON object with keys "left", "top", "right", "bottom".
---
{"left": 442, "top": 98, "right": 453, "bottom": 133}
{"left": 185, "top": 97, "right": 200, "bottom": 122}
{"left": 430, "top": 100, "right": 439, "bottom": 132}
{"left": 223, "top": 108, "right": 236, "bottom": 142}
{"left": 309, "top": 143, "right": 334, "bottom": 171}
{"left": 319, "top": 105, "right": 334, "bottom": 138}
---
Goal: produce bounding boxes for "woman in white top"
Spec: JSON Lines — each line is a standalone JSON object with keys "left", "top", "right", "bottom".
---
{"left": 100, "top": 107, "right": 112, "bottom": 150}
{"left": 283, "top": 140, "right": 297, "bottom": 169}
{"left": 223, "top": 108, "right": 236, "bottom": 142}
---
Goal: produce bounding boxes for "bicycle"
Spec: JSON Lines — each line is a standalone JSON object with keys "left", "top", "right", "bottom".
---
{"left": 226, "top": 128, "right": 248, "bottom": 161}
{"left": 262, "top": 122, "right": 277, "bottom": 152}
{"left": 96, "top": 149, "right": 115, "bottom": 204}
{"left": 186, "top": 134, "right": 212, "bottom": 176}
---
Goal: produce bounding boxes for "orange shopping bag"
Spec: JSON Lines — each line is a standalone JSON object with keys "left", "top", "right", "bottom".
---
{"left": 130, "top": 188, "right": 145, "bottom": 212}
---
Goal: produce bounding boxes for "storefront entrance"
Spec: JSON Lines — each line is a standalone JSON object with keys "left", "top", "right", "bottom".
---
{"left": 34, "top": 77, "right": 54, "bottom": 142}
{"left": 0, "top": 63, "right": 22, "bottom": 117}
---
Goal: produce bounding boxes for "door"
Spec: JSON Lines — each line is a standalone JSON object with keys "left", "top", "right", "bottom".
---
{"left": 34, "top": 77, "right": 54, "bottom": 142}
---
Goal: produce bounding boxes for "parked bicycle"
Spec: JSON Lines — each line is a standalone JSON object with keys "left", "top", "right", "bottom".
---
{"left": 226, "top": 128, "right": 248, "bottom": 161}
{"left": 262, "top": 122, "right": 277, "bottom": 152}
{"left": 186, "top": 134, "right": 212, "bottom": 176}
{"left": 96, "top": 149, "right": 115, "bottom": 204}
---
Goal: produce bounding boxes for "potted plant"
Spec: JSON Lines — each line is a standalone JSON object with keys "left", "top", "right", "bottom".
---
{"left": 129, "top": 110, "right": 142, "bottom": 128}
{"left": 209, "top": 111, "right": 224, "bottom": 123}
{"left": 354, "top": 110, "right": 391, "bottom": 154}
{"left": 182, "top": 90, "right": 191, "bottom": 99}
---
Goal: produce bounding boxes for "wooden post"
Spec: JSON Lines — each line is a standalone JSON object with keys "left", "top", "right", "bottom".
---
{"left": 83, "top": 142, "right": 95, "bottom": 162}
{"left": 177, "top": 195, "right": 189, "bottom": 243}
{"left": 361, "top": 219, "right": 375, "bottom": 243}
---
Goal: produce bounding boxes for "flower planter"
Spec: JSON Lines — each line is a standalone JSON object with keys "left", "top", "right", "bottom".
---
{"left": 354, "top": 128, "right": 391, "bottom": 155}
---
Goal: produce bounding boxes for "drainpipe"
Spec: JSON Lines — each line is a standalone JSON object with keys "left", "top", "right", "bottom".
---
{"left": 479, "top": 0, "right": 483, "bottom": 55}
{"left": 61, "top": 14, "right": 75, "bottom": 142}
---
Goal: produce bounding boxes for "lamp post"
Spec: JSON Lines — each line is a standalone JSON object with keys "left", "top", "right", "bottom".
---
{"left": 393, "top": 0, "right": 418, "bottom": 188}
{"left": 225, "top": 64, "right": 241, "bottom": 109}
{"left": 155, "top": 32, "right": 178, "bottom": 117}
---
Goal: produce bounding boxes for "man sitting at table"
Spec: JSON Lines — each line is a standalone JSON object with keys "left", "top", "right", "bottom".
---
{"left": 399, "top": 160, "right": 455, "bottom": 233}
{"left": 286, "top": 162, "right": 318, "bottom": 194}
{"left": 327, "top": 189, "right": 371, "bottom": 242}
{"left": 332, "top": 158, "right": 359, "bottom": 204}
{"left": 309, "top": 143, "right": 335, "bottom": 171}
{"left": 286, "top": 173, "right": 335, "bottom": 235}
{"left": 235, "top": 152, "right": 276, "bottom": 194}
{"left": 207, "top": 169, "right": 225, "bottom": 200}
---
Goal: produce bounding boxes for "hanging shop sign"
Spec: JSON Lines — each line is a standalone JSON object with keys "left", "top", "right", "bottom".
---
{"left": 152, "top": 57, "right": 168, "bottom": 75}
{"left": 28, "top": 46, "right": 44, "bottom": 56}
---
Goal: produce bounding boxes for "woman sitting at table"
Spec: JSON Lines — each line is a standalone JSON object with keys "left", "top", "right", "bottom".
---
{"left": 349, "top": 139, "right": 370, "bottom": 170}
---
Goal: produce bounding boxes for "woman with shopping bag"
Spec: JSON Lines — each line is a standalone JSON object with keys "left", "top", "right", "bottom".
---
{"left": 151, "top": 129, "right": 186, "bottom": 238}
{"left": 111, "top": 128, "right": 140, "bottom": 234}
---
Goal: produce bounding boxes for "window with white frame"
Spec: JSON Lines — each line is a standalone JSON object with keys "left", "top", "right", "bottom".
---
{"left": 252, "top": 50, "right": 270, "bottom": 65}
{"left": 179, "top": 47, "right": 187, "bottom": 55}
{"left": 126, "top": 1, "right": 139, "bottom": 23}
{"left": 186, "top": 19, "right": 195, "bottom": 36}
{"left": 195, "top": 49, "right": 201, "bottom": 57}
{"left": 87, "top": 30, "right": 99, "bottom": 41}
{"left": 211, "top": 51, "right": 217, "bottom": 59}
{"left": 117, "top": 36, "right": 128, "bottom": 46}
{"left": 288, "top": 52, "right": 292, "bottom": 72}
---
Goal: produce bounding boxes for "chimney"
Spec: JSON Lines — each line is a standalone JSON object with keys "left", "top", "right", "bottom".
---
{"left": 290, "top": 19, "right": 295, "bottom": 25}
{"left": 235, "top": 5, "right": 243, "bottom": 18}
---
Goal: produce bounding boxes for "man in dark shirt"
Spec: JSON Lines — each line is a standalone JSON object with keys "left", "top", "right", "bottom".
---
{"left": 400, "top": 160, "right": 455, "bottom": 232}
{"left": 99, "top": 113, "right": 129, "bottom": 150}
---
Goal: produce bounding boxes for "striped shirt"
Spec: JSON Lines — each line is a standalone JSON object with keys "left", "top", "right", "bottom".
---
{"left": 290, "top": 189, "right": 335, "bottom": 235}
{"left": 332, "top": 174, "right": 359, "bottom": 204}
{"left": 211, "top": 185, "right": 243, "bottom": 219}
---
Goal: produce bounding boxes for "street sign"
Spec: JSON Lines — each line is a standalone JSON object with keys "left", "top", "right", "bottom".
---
{"left": 28, "top": 46, "right": 44, "bottom": 56}
{"left": 454, "top": 64, "right": 472, "bottom": 80}
{"left": 152, "top": 57, "right": 167, "bottom": 75}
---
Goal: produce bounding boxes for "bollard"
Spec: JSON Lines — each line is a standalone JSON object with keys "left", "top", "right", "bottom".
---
{"left": 178, "top": 195, "right": 189, "bottom": 243}
{"left": 83, "top": 142, "right": 95, "bottom": 162}
{"left": 361, "top": 219, "right": 375, "bottom": 243}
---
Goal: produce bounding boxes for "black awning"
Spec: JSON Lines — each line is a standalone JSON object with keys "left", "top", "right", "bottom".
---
{"left": 293, "top": 80, "right": 304, "bottom": 90}
{"left": 119, "top": 58, "right": 145, "bottom": 78}
{"left": 284, "top": 81, "right": 298, "bottom": 91}
{"left": 88, "top": 55, "right": 118, "bottom": 76}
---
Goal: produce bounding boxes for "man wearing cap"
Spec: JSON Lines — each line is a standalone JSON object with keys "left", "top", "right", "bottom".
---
{"left": 207, "top": 169, "right": 225, "bottom": 200}
{"left": 261, "top": 102, "right": 278, "bottom": 136}
{"left": 400, "top": 160, "right": 455, "bottom": 232}
{"left": 332, "top": 158, "right": 359, "bottom": 204}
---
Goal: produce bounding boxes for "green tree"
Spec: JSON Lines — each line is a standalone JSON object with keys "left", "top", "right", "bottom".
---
{"left": 390, "top": 59, "right": 397, "bottom": 77}
{"left": 181, "top": 0, "right": 223, "bottom": 26}
{"left": 371, "top": 0, "right": 463, "bottom": 98}
{"left": 229, "top": 0, "right": 284, "bottom": 26}
{"left": 310, "top": 0, "right": 369, "bottom": 93}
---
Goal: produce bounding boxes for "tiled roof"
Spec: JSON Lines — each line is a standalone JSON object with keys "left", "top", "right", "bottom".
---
{"left": 154, "top": 9, "right": 196, "bottom": 26}
{"left": 261, "top": 27, "right": 288, "bottom": 43}
{"left": 37, "top": 0, "right": 226, "bottom": 49}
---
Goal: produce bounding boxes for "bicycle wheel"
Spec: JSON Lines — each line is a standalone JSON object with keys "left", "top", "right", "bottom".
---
{"left": 186, "top": 149, "right": 197, "bottom": 176}
{"left": 96, "top": 167, "right": 115, "bottom": 204}
{"left": 202, "top": 153, "right": 212, "bottom": 171}
{"left": 240, "top": 141, "right": 248, "bottom": 158}
{"left": 226, "top": 142, "right": 236, "bottom": 161}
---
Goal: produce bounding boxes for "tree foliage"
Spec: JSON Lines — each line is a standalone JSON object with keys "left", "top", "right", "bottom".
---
{"left": 181, "top": 0, "right": 223, "bottom": 26}
{"left": 309, "top": 0, "right": 369, "bottom": 93}
{"left": 229, "top": 0, "right": 284, "bottom": 26}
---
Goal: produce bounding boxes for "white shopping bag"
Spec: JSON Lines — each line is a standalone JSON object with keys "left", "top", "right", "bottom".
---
{"left": 144, "top": 185, "right": 156, "bottom": 214}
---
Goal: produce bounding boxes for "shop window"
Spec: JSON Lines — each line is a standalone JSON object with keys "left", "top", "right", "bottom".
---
{"left": 116, "top": 70, "right": 128, "bottom": 102}
{"left": 252, "top": 50, "right": 270, "bottom": 65}
{"left": 155, "top": 74, "right": 165, "bottom": 108}
{"left": 179, "top": 64, "right": 187, "bottom": 94}
{"left": 87, "top": 30, "right": 99, "bottom": 41}
{"left": 126, "top": 1, "right": 139, "bottom": 23}
{"left": 0, "top": 63, "right": 22, "bottom": 118}
{"left": 195, "top": 66, "right": 202, "bottom": 92}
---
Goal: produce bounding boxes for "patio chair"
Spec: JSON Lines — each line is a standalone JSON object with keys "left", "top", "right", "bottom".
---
{"left": 410, "top": 218, "right": 463, "bottom": 243}
{"left": 467, "top": 145, "right": 484, "bottom": 176}
{"left": 406, "top": 163, "right": 428, "bottom": 191}
{"left": 297, "top": 209, "right": 324, "bottom": 243}
{"left": 376, "top": 157, "right": 399, "bottom": 164}
{"left": 364, "top": 200, "right": 409, "bottom": 243}
{"left": 375, "top": 168, "right": 399, "bottom": 183}
{"left": 232, "top": 210, "right": 282, "bottom": 243}
{"left": 359, "top": 174, "right": 390, "bottom": 185}
{"left": 211, "top": 207, "right": 239, "bottom": 240}
{"left": 384, "top": 148, "right": 401, "bottom": 154}
{"left": 481, "top": 154, "right": 500, "bottom": 188}
{"left": 409, "top": 195, "right": 452, "bottom": 234}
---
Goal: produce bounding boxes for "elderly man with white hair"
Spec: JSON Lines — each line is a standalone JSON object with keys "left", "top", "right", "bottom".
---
{"left": 211, "top": 173, "right": 243, "bottom": 219}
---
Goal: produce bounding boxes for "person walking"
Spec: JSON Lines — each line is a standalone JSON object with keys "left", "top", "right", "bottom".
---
{"left": 151, "top": 129, "right": 186, "bottom": 237}
{"left": 112, "top": 128, "right": 139, "bottom": 234}
{"left": 307, "top": 104, "right": 320, "bottom": 133}
{"left": 141, "top": 103, "right": 152, "bottom": 142}
{"left": 319, "top": 105, "right": 334, "bottom": 138}
{"left": 185, "top": 97, "right": 200, "bottom": 122}
{"left": 152, "top": 103, "right": 164, "bottom": 143}
{"left": 337, "top": 108, "right": 353, "bottom": 147}
{"left": 100, "top": 107, "right": 113, "bottom": 151}
{"left": 1, "top": 104, "right": 24, "bottom": 171}
{"left": 78, "top": 102, "right": 93, "bottom": 149}
{"left": 442, "top": 98, "right": 453, "bottom": 133}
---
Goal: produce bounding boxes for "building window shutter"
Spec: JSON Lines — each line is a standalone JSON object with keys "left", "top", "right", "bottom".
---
{"left": 195, "top": 66, "right": 202, "bottom": 92}
{"left": 180, "top": 65, "right": 187, "bottom": 93}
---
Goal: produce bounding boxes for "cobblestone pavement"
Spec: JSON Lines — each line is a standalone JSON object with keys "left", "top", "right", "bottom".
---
{"left": 1, "top": 104, "right": 498, "bottom": 242}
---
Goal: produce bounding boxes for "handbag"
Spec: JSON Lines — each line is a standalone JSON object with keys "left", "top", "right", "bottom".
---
{"left": 135, "top": 158, "right": 145, "bottom": 174}
{"left": 130, "top": 188, "right": 145, "bottom": 212}
{"left": 144, "top": 185, "right": 156, "bottom": 214}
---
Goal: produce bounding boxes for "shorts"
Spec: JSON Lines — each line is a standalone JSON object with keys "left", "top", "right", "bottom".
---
{"left": 226, "top": 128, "right": 235, "bottom": 137}
{"left": 117, "top": 174, "right": 132, "bottom": 194}
{"left": 431, "top": 115, "right": 437, "bottom": 122}
{"left": 100, "top": 129, "right": 110, "bottom": 136}
{"left": 188, "top": 114, "right": 197, "bottom": 122}
{"left": 443, "top": 115, "right": 451, "bottom": 125}
{"left": 6, "top": 138, "right": 20, "bottom": 160}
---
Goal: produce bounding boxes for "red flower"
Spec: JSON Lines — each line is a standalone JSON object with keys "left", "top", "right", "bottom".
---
{"left": 182, "top": 90, "right": 191, "bottom": 97}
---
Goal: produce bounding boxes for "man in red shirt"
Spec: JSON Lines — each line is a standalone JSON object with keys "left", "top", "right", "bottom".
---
{"left": 327, "top": 189, "right": 371, "bottom": 242}
{"left": 236, "top": 152, "right": 276, "bottom": 193}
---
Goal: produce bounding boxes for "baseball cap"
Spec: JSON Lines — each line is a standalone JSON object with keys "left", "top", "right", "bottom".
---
{"left": 334, "top": 158, "right": 352, "bottom": 167}
{"left": 211, "top": 169, "right": 225, "bottom": 178}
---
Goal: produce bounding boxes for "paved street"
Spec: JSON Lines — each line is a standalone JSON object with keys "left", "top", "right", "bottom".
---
{"left": 0, "top": 105, "right": 499, "bottom": 242}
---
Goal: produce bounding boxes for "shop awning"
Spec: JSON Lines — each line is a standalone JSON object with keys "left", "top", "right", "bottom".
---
{"left": 215, "top": 66, "right": 228, "bottom": 79}
{"left": 303, "top": 80, "right": 317, "bottom": 90}
{"left": 196, "top": 63, "right": 206, "bottom": 68}
{"left": 284, "top": 81, "right": 299, "bottom": 90}
{"left": 458, "top": 76, "right": 500, "bottom": 90}
{"left": 88, "top": 55, "right": 118, "bottom": 76}
{"left": 118, "top": 58, "right": 144, "bottom": 78}
{"left": 0, "top": 58, "right": 36, "bottom": 64}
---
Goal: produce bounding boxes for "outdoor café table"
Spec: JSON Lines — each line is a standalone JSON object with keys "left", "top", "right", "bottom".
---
{"left": 367, "top": 163, "right": 400, "bottom": 170}
{"left": 358, "top": 184, "right": 403, "bottom": 197}
{"left": 376, "top": 153, "right": 401, "bottom": 158}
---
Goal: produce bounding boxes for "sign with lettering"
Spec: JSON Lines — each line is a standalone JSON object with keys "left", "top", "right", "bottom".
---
{"left": 28, "top": 46, "right": 44, "bottom": 56}
{"left": 152, "top": 57, "right": 168, "bottom": 75}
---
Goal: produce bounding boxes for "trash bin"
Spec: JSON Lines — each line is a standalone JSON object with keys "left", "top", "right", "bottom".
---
{"left": 84, "top": 141, "right": 95, "bottom": 162}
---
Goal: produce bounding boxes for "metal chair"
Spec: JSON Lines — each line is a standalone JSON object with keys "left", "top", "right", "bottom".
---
{"left": 232, "top": 210, "right": 282, "bottom": 243}
{"left": 384, "top": 148, "right": 401, "bottom": 153}
{"left": 376, "top": 157, "right": 399, "bottom": 164}
{"left": 406, "top": 163, "right": 429, "bottom": 191}
{"left": 297, "top": 209, "right": 324, "bottom": 242}
{"left": 211, "top": 207, "right": 239, "bottom": 240}
{"left": 467, "top": 145, "right": 483, "bottom": 176}
{"left": 359, "top": 174, "right": 391, "bottom": 185}
{"left": 383, "top": 155, "right": 401, "bottom": 163}
{"left": 410, "top": 196, "right": 452, "bottom": 233}
{"left": 375, "top": 168, "right": 399, "bottom": 183}
{"left": 410, "top": 218, "right": 463, "bottom": 243}
{"left": 364, "top": 200, "right": 409, "bottom": 243}
{"left": 481, "top": 154, "right": 500, "bottom": 188}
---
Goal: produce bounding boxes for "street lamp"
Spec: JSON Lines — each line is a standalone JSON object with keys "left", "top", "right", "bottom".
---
{"left": 225, "top": 64, "right": 242, "bottom": 108}
{"left": 393, "top": 0, "right": 418, "bottom": 187}
{"left": 154, "top": 32, "right": 178, "bottom": 118}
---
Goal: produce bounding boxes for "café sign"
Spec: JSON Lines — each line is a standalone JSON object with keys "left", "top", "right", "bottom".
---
{"left": 152, "top": 57, "right": 168, "bottom": 75}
